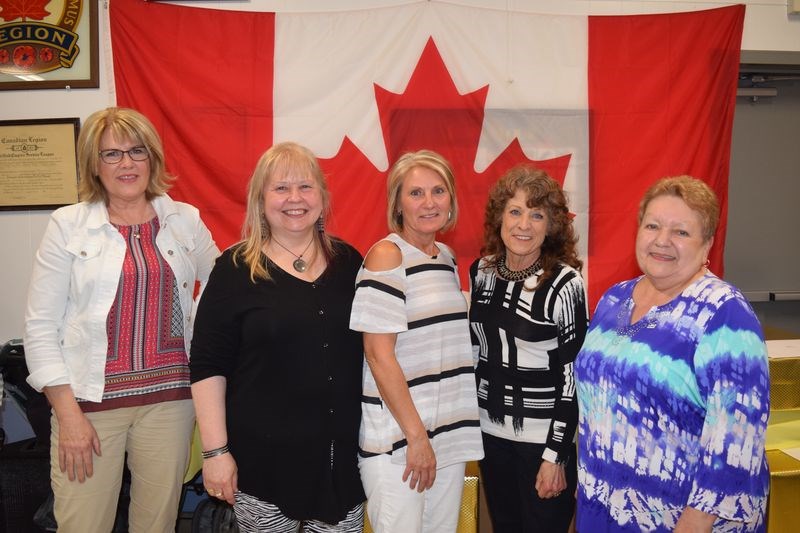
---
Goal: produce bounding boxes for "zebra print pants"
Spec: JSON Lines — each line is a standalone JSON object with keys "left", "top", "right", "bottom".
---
{"left": 233, "top": 491, "right": 364, "bottom": 533}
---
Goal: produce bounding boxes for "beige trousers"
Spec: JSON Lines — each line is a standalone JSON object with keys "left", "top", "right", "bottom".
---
{"left": 50, "top": 399, "right": 194, "bottom": 533}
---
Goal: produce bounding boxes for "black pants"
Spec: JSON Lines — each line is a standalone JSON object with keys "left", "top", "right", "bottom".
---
{"left": 480, "top": 432, "right": 577, "bottom": 533}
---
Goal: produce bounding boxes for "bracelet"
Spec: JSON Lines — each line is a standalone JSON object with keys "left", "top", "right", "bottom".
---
{"left": 201, "top": 444, "right": 230, "bottom": 459}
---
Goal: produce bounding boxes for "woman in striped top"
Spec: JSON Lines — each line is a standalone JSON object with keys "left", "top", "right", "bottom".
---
{"left": 350, "top": 150, "right": 483, "bottom": 533}
{"left": 469, "top": 167, "right": 587, "bottom": 532}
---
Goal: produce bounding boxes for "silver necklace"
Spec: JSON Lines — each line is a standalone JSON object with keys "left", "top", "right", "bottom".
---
{"left": 496, "top": 254, "right": 541, "bottom": 282}
{"left": 271, "top": 237, "right": 314, "bottom": 272}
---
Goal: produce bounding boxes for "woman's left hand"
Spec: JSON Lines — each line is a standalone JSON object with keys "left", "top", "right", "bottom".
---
{"left": 202, "top": 452, "right": 238, "bottom": 506}
{"left": 534, "top": 460, "right": 567, "bottom": 499}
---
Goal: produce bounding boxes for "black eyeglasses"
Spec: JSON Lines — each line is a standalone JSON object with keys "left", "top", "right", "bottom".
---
{"left": 98, "top": 146, "right": 149, "bottom": 164}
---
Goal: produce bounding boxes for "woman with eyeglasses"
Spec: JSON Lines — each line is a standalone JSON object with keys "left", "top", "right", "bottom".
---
{"left": 24, "top": 107, "right": 219, "bottom": 532}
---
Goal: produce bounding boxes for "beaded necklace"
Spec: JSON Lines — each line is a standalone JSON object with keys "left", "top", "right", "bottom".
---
{"left": 496, "top": 254, "right": 541, "bottom": 283}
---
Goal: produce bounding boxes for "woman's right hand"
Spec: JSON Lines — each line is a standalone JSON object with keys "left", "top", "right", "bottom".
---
{"left": 203, "top": 453, "right": 239, "bottom": 505}
{"left": 57, "top": 410, "right": 101, "bottom": 483}
{"left": 403, "top": 434, "right": 437, "bottom": 492}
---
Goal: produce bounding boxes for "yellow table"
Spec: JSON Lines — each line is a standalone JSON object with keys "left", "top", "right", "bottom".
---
{"left": 765, "top": 412, "right": 800, "bottom": 533}
{"left": 768, "top": 345, "right": 800, "bottom": 410}
{"left": 766, "top": 449, "right": 800, "bottom": 533}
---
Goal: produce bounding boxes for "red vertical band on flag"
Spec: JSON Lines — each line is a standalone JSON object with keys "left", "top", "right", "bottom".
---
{"left": 588, "top": 5, "right": 744, "bottom": 308}
{"left": 110, "top": 0, "right": 275, "bottom": 249}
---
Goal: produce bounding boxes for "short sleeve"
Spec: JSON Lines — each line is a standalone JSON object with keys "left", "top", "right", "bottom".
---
{"left": 349, "top": 265, "right": 408, "bottom": 334}
{"left": 439, "top": 243, "right": 462, "bottom": 291}
{"left": 189, "top": 251, "right": 243, "bottom": 382}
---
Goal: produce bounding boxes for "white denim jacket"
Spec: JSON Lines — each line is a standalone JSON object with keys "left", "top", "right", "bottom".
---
{"left": 24, "top": 194, "right": 219, "bottom": 402}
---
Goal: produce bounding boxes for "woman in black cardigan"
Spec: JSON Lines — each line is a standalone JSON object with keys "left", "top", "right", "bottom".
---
{"left": 190, "top": 142, "right": 365, "bottom": 532}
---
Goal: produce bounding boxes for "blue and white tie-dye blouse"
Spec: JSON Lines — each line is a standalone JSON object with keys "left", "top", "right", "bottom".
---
{"left": 575, "top": 273, "right": 770, "bottom": 532}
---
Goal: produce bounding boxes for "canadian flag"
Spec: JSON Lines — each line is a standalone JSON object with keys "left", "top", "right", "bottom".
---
{"left": 109, "top": 1, "right": 743, "bottom": 307}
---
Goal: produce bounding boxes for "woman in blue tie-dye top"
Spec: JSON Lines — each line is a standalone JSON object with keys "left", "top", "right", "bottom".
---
{"left": 575, "top": 176, "right": 769, "bottom": 532}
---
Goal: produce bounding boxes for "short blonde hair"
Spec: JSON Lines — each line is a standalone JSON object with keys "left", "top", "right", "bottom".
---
{"left": 234, "top": 142, "right": 335, "bottom": 282}
{"left": 77, "top": 107, "right": 171, "bottom": 203}
{"left": 638, "top": 175, "right": 719, "bottom": 241}
{"left": 386, "top": 150, "right": 458, "bottom": 233}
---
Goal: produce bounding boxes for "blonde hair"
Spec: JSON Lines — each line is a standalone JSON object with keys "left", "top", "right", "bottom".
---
{"left": 386, "top": 150, "right": 458, "bottom": 233}
{"left": 638, "top": 175, "right": 719, "bottom": 242}
{"left": 234, "top": 142, "right": 335, "bottom": 282}
{"left": 77, "top": 107, "right": 171, "bottom": 203}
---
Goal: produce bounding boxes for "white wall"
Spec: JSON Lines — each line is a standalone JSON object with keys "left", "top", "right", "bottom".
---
{"left": 1, "top": 0, "right": 799, "bottom": 342}
{"left": 725, "top": 81, "right": 800, "bottom": 300}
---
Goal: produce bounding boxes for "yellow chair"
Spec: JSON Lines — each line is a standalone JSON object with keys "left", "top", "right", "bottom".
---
{"left": 363, "top": 461, "right": 480, "bottom": 533}
{"left": 764, "top": 353, "right": 800, "bottom": 533}
{"left": 184, "top": 424, "right": 204, "bottom": 484}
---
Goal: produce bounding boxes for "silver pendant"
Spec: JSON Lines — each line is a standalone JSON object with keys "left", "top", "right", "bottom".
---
{"left": 293, "top": 258, "right": 308, "bottom": 272}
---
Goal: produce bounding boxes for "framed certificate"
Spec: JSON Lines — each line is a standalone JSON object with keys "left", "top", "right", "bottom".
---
{"left": 0, "top": 118, "right": 80, "bottom": 210}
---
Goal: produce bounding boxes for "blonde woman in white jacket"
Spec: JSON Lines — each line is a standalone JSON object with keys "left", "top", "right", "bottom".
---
{"left": 24, "top": 107, "right": 218, "bottom": 533}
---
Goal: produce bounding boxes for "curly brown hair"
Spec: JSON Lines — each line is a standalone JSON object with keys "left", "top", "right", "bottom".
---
{"left": 481, "top": 166, "right": 582, "bottom": 289}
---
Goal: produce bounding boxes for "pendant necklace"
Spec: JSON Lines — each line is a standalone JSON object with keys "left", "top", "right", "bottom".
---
{"left": 271, "top": 237, "right": 315, "bottom": 273}
{"left": 109, "top": 207, "right": 148, "bottom": 239}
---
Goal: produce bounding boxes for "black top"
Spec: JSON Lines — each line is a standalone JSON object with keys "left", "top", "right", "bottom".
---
{"left": 190, "top": 239, "right": 366, "bottom": 524}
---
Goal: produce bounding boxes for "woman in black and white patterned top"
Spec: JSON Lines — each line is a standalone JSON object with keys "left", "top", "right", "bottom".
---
{"left": 469, "top": 166, "right": 588, "bottom": 533}
{"left": 350, "top": 150, "right": 483, "bottom": 533}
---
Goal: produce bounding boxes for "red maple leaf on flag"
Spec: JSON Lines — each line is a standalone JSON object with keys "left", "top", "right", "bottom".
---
{"left": 322, "top": 38, "right": 571, "bottom": 285}
{"left": 0, "top": 0, "right": 51, "bottom": 21}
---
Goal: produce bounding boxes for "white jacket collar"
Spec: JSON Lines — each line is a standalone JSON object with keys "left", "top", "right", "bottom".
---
{"left": 84, "top": 194, "right": 178, "bottom": 230}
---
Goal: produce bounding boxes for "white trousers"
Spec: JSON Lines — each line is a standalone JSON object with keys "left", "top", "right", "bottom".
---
{"left": 359, "top": 455, "right": 465, "bottom": 533}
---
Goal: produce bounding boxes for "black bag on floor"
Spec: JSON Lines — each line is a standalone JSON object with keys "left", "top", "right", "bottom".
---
{"left": 191, "top": 498, "right": 239, "bottom": 533}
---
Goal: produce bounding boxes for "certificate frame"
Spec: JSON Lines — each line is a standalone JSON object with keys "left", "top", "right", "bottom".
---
{"left": 0, "top": 0, "right": 98, "bottom": 90}
{"left": 0, "top": 118, "right": 80, "bottom": 210}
